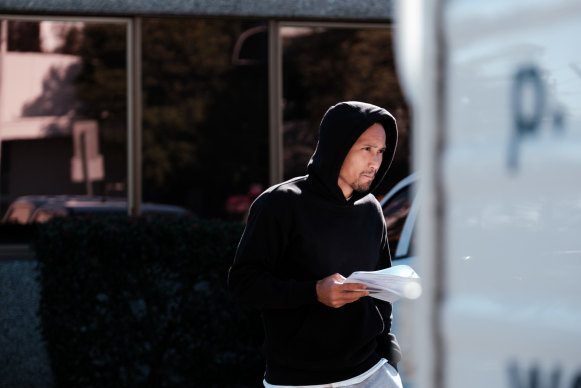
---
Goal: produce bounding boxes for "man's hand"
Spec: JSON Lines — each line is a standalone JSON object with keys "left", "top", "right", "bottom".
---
{"left": 316, "top": 273, "right": 369, "bottom": 308}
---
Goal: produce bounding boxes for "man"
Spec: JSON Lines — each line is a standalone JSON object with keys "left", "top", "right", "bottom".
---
{"left": 228, "top": 101, "right": 402, "bottom": 387}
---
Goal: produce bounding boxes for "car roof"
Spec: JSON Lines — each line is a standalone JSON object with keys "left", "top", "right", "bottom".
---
{"left": 12, "top": 196, "right": 191, "bottom": 223}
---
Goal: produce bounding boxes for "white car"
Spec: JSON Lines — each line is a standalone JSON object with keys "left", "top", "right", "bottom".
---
{"left": 379, "top": 172, "right": 419, "bottom": 387}
{"left": 380, "top": 173, "right": 418, "bottom": 266}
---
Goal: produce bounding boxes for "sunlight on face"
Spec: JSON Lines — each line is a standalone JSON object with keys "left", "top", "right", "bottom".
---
{"left": 338, "top": 123, "right": 386, "bottom": 199}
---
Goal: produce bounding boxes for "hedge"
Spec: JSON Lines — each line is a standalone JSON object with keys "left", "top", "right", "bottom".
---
{"left": 33, "top": 214, "right": 264, "bottom": 387}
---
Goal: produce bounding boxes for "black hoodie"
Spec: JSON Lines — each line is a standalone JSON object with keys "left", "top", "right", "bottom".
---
{"left": 228, "top": 101, "right": 401, "bottom": 385}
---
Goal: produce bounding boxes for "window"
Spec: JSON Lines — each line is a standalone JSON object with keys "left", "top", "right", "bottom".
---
{"left": 0, "top": 17, "right": 129, "bottom": 220}
{"left": 280, "top": 24, "right": 410, "bottom": 194}
{"left": 381, "top": 174, "right": 418, "bottom": 260}
{"left": 1, "top": 18, "right": 408, "bottom": 226}
{"left": 140, "top": 19, "right": 269, "bottom": 220}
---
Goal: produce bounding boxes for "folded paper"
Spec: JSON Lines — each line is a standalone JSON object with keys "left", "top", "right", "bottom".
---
{"left": 344, "top": 265, "right": 422, "bottom": 302}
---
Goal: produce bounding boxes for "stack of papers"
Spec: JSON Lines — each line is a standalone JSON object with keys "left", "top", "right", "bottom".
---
{"left": 344, "top": 265, "right": 422, "bottom": 302}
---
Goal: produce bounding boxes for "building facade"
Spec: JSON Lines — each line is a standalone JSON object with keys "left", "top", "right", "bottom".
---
{"left": 0, "top": 1, "right": 408, "bottom": 221}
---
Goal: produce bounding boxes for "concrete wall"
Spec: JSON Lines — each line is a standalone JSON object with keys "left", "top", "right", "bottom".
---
{"left": 0, "top": 0, "right": 393, "bottom": 21}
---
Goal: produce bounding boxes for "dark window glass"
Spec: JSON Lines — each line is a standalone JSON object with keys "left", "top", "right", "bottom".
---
{"left": 7, "top": 21, "right": 41, "bottom": 52}
{"left": 141, "top": 19, "right": 269, "bottom": 221}
{"left": 281, "top": 26, "right": 410, "bottom": 194}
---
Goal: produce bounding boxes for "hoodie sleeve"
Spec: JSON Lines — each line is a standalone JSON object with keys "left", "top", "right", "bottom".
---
{"left": 227, "top": 191, "right": 318, "bottom": 309}
{"left": 374, "top": 221, "right": 402, "bottom": 368}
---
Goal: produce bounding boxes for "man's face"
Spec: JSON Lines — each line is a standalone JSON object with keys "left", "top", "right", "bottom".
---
{"left": 337, "top": 122, "right": 386, "bottom": 199}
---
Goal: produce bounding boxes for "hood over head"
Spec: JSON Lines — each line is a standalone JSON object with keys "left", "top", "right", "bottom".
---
{"left": 307, "top": 101, "right": 398, "bottom": 201}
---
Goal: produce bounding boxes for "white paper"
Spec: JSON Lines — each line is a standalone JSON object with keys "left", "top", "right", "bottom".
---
{"left": 344, "top": 265, "right": 422, "bottom": 302}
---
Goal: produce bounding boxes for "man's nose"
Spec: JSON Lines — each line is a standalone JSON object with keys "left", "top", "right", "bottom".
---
{"left": 371, "top": 153, "right": 382, "bottom": 168}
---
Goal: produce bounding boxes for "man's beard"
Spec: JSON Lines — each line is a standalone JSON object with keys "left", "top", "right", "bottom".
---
{"left": 351, "top": 172, "right": 375, "bottom": 193}
{"left": 352, "top": 181, "right": 372, "bottom": 193}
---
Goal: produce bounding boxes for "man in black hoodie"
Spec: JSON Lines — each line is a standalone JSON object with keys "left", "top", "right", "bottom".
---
{"left": 228, "top": 101, "right": 402, "bottom": 387}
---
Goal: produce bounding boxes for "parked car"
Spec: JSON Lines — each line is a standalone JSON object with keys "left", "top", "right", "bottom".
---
{"left": 1, "top": 195, "right": 89, "bottom": 224}
{"left": 1, "top": 195, "right": 191, "bottom": 224}
{"left": 379, "top": 172, "right": 419, "bottom": 387}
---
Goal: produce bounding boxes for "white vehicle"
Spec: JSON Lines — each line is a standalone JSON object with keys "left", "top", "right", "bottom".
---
{"left": 380, "top": 172, "right": 419, "bottom": 386}
{"left": 381, "top": 172, "right": 418, "bottom": 268}
{"left": 394, "top": 1, "right": 581, "bottom": 388}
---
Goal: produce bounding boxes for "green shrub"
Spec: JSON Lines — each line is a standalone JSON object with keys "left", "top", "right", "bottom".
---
{"left": 34, "top": 214, "right": 263, "bottom": 387}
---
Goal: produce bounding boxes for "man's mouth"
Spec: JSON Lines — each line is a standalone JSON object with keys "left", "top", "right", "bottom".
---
{"left": 361, "top": 171, "right": 375, "bottom": 180}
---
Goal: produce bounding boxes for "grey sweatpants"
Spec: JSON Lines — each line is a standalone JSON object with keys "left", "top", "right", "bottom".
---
{"left": 264, "top": 361, "right": 403, "bottom": 388}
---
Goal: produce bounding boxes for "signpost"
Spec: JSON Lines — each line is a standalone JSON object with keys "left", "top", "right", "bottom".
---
{"left": 70, "top": 120, "right": 104, "bottom": 196}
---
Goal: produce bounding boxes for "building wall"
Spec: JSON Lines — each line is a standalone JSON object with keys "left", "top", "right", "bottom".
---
{"left": 2, "top": 0, "right": 393, "bottom": 21}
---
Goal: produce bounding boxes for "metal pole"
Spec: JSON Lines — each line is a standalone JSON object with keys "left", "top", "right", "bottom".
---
{"left": 0, "top": 20, "right": 7, "bottom": 214}
{"left": 127, "top": 17, "right": 142, "bottom": 215}
{"left": 268, "top": 20, "right": 282, "bottom": 185}
{"left": 80, "top": 131, "right": 93, "bottom": 196}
